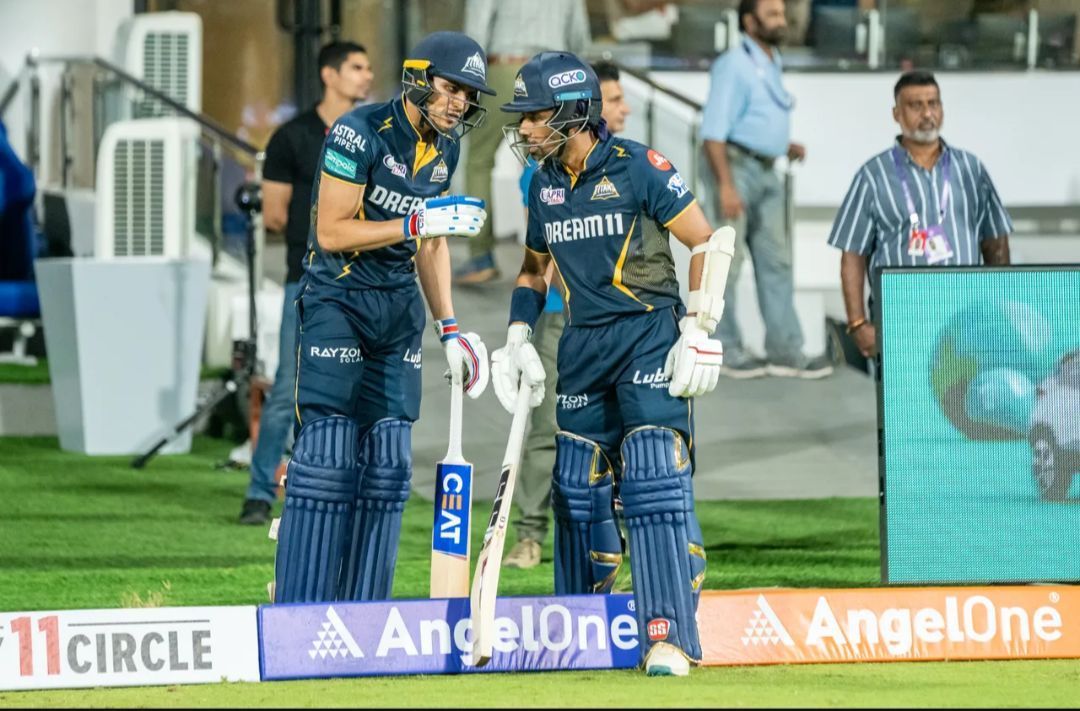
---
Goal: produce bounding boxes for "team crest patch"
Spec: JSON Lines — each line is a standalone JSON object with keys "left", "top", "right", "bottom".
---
{"left": 430, "top": 159, "right": 448, "bottom": 183}
{"left": 383, "top": 154, "right": 407, "bottom": 178}
{"left": 540, "top": 186, "right": 565, "bottom": 205}
{"left": 461, "top": 52, "right": 486, "bottom": 80}
{"left": 647, "top": 149, "right": 672, "bottom": 171}
{"left": 590, "top": 175, "right": 620, "bottom": 201}
{"left": 666, "top": 171, "right": 689, "bottom": 198}
{"left": 514, "top": 74, "right": 528, "bottom": 97}
{"left": 324, "top": 148, "right": 357, "bottom": 179}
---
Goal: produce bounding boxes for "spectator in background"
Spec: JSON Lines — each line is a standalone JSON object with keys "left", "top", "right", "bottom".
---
{"left": 502, "top": 60, "right": 631, "bottom": 569}
{"left": 702, "top": 0, "right": 833, "bottom": 380}
{"left": 828, "top": 71, "right": 1011, "bottom": 359}
{"left": 238, "top": 41, "right": 373, "bottom": 525}
{"left": 457, "top": 0, "right": 591, "bottom": 285}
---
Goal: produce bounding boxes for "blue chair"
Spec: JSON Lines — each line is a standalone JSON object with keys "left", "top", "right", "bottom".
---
{"left": 0, "top": 118, "right": 41, "bottom": 365}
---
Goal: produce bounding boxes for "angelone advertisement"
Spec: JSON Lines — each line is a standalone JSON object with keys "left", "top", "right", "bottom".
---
{"left": 699, "top": 586, "right": 1080, "bottom": 665}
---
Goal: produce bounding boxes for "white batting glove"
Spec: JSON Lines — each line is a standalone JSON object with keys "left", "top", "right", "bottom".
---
{"left": 434, "top": 319, "right": 489, "bottom": 399}
{"left": 404, "top": 196, "right": 487, "bottom": 240}
{"left": 491, "top": 323, "right": 546, "bottom": 414}
{"left": 664, "top": 318, "right": 723, "bottom": 398}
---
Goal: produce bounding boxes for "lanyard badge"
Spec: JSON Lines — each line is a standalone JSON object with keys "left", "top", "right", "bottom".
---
{"left": 892, "top": 147, "right": 954, "bottom": 263}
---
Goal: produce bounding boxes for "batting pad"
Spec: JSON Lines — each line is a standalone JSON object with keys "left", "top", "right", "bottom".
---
{"left": 552, "top": 432, "right": 623, "bottom": 595}
{"left": 274, "top": 416, "right": 362, "bottom": 603}
{"left": 339, "top": 418, "right": 413, "bottom": 601}
{"left": 620, "top": 426, "right": 706, "bottom": 662}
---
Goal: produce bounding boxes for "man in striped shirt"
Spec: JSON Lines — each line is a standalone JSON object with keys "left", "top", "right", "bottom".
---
{"left": 827, "top": 71, "right": 1012, "bottom": 359}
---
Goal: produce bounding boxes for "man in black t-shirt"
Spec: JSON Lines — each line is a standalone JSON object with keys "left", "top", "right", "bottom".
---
{"left": 239, "top": 41, "right": 374, "bottom": 525}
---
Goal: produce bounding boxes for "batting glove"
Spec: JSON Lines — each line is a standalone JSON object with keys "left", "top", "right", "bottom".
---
{"left": 664, "top": 318, "right": 723, "bottom": 398}
{"left": 404, "top": 196, "right": 487, "bottom": 240}
{"left": 435, "top": 318, "right": 489, "bottom": 399}
{"left": 491, "top": 323, "right": 545, "bottom": 414}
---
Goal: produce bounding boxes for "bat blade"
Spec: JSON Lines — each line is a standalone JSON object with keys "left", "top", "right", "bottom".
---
{"left": 431, "top": 459, "right": 473, "bottom": 598}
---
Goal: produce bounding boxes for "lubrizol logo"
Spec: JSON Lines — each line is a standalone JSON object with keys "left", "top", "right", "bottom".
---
{"left": 590, "top": 176, "right": 620, "bottom": 201}
{"left": 462, "top": 52, "right": 486, "bottom": 79}
{"left": 310, "top": 607, "right": 364, "bottom": 660}
{"left": 742, "top": 595, "right": 796, "bottom": 647}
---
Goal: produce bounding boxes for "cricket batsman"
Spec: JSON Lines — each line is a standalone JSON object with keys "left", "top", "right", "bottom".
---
{"left": 491, "top": 53, "right": 733, "bottom": 676}
{"left": 273, "top": 31, "right": 493, "bottom": 604}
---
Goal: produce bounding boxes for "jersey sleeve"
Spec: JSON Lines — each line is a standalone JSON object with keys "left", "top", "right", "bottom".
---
{"left": 321, "top": 114, "right": 374, "bottom": 186}
{"left": 635, "top": 147, "right": 697, "bottom": 228}
{"left": 262, "top": 124, "right": 295, "bottom": 184}
{"left": 524, "top": 177, "right": 549, "bottom": 254}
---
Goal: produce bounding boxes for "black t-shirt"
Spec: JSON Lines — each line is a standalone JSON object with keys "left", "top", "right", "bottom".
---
{"left": 263, "top": 107, "right": 330, "bottom": 283}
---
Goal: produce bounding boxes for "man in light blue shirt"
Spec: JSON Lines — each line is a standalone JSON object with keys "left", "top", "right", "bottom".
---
{"left": 702, "top": 0, "right": 832, "bottom": 379}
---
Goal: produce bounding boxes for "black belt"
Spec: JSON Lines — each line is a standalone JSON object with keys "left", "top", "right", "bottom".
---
{"left": 728, "top": 141, "right": 777, "bottom": 166}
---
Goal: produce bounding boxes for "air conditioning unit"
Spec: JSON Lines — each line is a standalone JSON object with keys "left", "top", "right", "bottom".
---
{"left": 94, "top": 118, "right": 199, "bottom": 258}
{"left": 113, "top": 11, "right": 202, "bottom": 117}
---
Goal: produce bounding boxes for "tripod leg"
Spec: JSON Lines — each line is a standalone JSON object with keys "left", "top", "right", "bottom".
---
{"left": 131, "top": 380, "right": 238, "bottom": 469}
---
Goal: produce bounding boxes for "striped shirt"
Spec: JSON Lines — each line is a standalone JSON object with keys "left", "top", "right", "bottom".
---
{"left": 828, "top": 138, "right": 1012, "bottom": 286}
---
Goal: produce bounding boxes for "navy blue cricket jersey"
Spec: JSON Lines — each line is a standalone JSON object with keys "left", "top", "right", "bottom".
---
{"left": 303, "top": 96, "right": 459, "bottom": 290}
{"left": 525, "top": 134, "right": 697, "bottom": 326}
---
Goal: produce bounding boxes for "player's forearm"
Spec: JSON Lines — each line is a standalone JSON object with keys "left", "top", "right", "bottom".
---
{"left": 840, "top": 251, "right": 869, "bottom": 322}
{"left": 704, "top": 140, "right": 734, "bottom": 186}
{"left": 686, "top": 252, "right": 704, "bottom": 296}
{"left": 416, "top": 237, "right": 454, "bottom": 321}
{"left": 317, "top": 216, "right": 406, "bottom": 253}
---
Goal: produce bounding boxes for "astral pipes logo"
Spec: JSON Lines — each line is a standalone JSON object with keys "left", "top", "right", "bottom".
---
{"left": 803, "top": 594, "right": 1064, "bottom": 656}
{"left": 306, "top": 601, "right": 638, "bottom": 665}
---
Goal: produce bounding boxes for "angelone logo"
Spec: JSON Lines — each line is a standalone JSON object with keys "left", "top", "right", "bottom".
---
{"left": 698, "top": 587, "right": 1079, "bottom": 666}
{"left": 540, "top": 186, "right": 565, "bottom": 206}
{"left": 590, "top": 176, "right": 620, "bottom": 201}
{"left": 430, "top": 159, "right": 448, "bottom": 183}
{"left": 461, "top": 52, "right": 486, "bottom": 80}
{"left": 548, "top": 69, "right": 587, "bottom": 88}
{"left": 514, "top": 74, "right": 528, "bottom": 97}
{"left": 310, "top": 607, "right": 364, "bottom": 660}
{"left": 383, "top": 154, "right": 407, "bottom": 178}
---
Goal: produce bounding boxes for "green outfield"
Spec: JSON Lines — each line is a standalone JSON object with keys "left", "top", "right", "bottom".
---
{"left": 1, "top": 435, "right": 1077, "bottom": 708}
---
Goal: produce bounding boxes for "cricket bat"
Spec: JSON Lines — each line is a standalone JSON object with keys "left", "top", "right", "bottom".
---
{"left": 470, "top": 382, "right": 533, "bottom": 666}
{"left": 430, "top": 374, "right": 473, "bottom": 598}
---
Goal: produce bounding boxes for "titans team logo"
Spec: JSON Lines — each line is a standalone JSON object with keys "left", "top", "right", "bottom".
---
{"left": 514, "top": 74, "right": 528, "bottom": 97}
{"left": 461, "top": 52, "right": 486, "bottom": 80}
{"left": 590, "top": 176, "right": 620, "bottom": 201}
{"left": 430, "top": 159, "right": 448, "bottom": 183}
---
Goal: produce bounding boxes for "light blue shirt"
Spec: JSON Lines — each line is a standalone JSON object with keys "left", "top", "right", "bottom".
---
{"left": 700, "top": 36, "right": 793, "bottom": 158}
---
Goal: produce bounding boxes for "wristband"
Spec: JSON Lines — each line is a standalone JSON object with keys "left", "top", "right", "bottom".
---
{"left": 404, "top": 211, "right": 424, "bottom": 240}
{"left": 846, "top": 318, "right": 868, "bottom": 335}
{"left": 434, "top": 317, "right": 459, "bottom": 342}
{"left": 508, "top": 286, "right": 546, "bottom": 330}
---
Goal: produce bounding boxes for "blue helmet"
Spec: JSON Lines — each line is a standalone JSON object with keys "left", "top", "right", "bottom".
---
{"left": 500, "top": 52, "right": 603, "bottom": 165}
{"left": 402, "top": 32, "right": 495, "bottom": 140}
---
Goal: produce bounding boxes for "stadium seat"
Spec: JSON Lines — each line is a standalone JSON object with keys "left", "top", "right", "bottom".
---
{"left": 0, "top": 118, "right": 41, "bottom": 365}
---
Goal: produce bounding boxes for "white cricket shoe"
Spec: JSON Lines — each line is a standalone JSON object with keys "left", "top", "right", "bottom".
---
{"left": 644, "top": 642, "right": 690, "bottom": 677}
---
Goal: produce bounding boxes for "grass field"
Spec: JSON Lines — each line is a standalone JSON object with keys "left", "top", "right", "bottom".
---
{"left": 1, "top": 435, "right": 1077, "bottom": 707}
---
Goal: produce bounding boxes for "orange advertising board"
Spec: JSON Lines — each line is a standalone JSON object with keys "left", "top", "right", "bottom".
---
{"left": 698, "top": 586, "right": 1080, "bottom": 666}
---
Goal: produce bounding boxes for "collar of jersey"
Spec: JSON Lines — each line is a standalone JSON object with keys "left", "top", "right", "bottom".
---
{"left": 552, "top": 132, "right": 615, "bottom": 188}
{"left": 391, "top": 95, "right": 443, "bottom": 178}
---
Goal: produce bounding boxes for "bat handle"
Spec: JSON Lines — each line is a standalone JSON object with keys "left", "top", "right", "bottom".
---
{"left": 446, "top": 375, "right": 464, "bottom": 461}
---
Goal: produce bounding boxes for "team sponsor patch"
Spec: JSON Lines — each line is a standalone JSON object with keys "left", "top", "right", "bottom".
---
{"left": 666, "top": 172, "right": 689, "bottom": 198}
{"left": 461, "top": 52, "right": 486, "bottom": 80}
{"left": 647, "top": 618, "right": 671, "bottom": 642}
{"left": 324, "top": 149, "right": 358, "bottom": 179}
{"left": 330, "top": 123, "right": 367, "bottom": 153}
{"left": 383, "top": 154, "right": 407, "bottom": 178}
{"left": 430, "top": 159, "right": 448, "bottom": 183}
{"left": 647, "top": 149, "right": 671, "bottom": 171}
{"left": 548, "top": 69, "right": 587, "bottom": 88}
{"left": 309, "top": 345, "right": 363, "bottom": 364}
{"left": 556, "top": 393, "right": 589, "bottom": 410}
{"left": 540, "top": 186, "right": 565, "bottom": 206}
{"left": 514, "top": 74, "right": 528, "bottom": 97}
{"left": 403, "top": 347, "right": 422, "bottom": 369}
{"left": 590, "top": 176, "right": 620, "bottom": 201}
{"left": 632, "top": 367, "right": 671, "bottom": 389}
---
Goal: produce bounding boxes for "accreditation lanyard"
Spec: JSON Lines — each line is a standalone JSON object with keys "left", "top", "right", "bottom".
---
{"left": 742, "top": 40, "right": 794, "bottom": 111}
{"left": 890, "top": 146, "right": 951, "bottom": 230}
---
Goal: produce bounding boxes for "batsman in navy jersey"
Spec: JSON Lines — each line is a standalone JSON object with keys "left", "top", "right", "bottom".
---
{"left": 273, "top": 32, "right": 494, "bottom": 605}
{"left": 491, "top": 53, "right": 737, "bottom": 677}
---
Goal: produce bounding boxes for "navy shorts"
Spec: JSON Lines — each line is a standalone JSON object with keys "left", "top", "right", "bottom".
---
{"left": 293, "top": 281, "right": 424, "bottom": 430}
{"left": 555, "top": 307, "right": 695, "bottom": 467}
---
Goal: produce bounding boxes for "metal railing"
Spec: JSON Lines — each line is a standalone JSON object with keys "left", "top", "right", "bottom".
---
{"left": 2, "top": 51, "right": 266, "bottom": 282}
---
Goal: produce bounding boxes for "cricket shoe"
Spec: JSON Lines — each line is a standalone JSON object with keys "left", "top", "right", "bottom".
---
{"left": 644, "top": 642, "right": 691, "bottom": 677}
{"left": 503, "top": 539, "right": 542, "bottom": 569}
